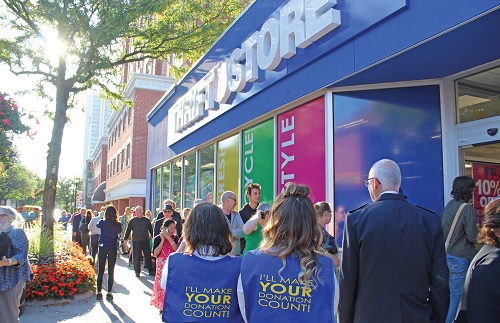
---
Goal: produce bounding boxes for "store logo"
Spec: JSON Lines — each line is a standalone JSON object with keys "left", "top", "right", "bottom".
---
{"left": 171, "top": 0, "right": 341, "bottom": 134}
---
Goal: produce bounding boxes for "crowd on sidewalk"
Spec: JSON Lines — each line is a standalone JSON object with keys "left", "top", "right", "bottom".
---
{"left": 1, "top": 158, "right": 500, "bottom": 322}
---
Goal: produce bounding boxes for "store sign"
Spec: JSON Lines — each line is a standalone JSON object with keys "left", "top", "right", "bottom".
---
{"left": 240, "top": 119, "right": 274, "bottom": 204}
{"left": 472, "top": 162, "right": 500, "bottom": 224}
{"left": 276, "top": 97, "right": 325, "bottom": 202}
{"left": 169, "top": 0, "right": 341, "bottom": 137}
{"left": 216, "top": 135, "right": 240, "bottom": 204}
{"left": 167, "top": 0, "right": 406, "bottom": 145}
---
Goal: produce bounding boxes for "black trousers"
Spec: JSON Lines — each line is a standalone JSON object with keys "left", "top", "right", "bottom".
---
{"left": 132, "top": 240, "right": 152, "bottom": 275}
{"left": 90, "top": 234, "right": 100, "bottom": 263}
{"left": 96, "top": 244, "right": 117, "bottom": 293}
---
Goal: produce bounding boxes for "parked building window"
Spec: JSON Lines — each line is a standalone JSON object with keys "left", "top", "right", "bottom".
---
{"left": 456, "top": 65, "right": 500, "bottom": 123}
{"left": 126, "top": 143, "right": 130, "bottom": 167}
{"left": 162, "top": 164, "right": 171, "bottom": 208}
{"left": 172, "top": 159, "right": 182, "bottom": 209}
{"left": 183, "top": 153, "right": 196, "bottom": 209}
{"left": 198, "top": 145, "right": 215, "bottom": 203}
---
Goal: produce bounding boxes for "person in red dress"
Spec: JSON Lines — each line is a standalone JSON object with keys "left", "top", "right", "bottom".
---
{"left": 150, "top": 218, "right": 178, "bottom": 312}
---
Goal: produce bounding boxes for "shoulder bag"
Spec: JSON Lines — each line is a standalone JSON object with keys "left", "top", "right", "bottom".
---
{"left": 445, "top": 203, "right": 467, "bottom": 251}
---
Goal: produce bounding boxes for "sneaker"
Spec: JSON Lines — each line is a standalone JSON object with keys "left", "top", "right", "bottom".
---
{"left": 127, "top": 263, "right": 132, "bottom": 267}
{"left": 96, "top": 293, "right": 103, "bottom": 300}
{"left": 106, "top": 293, "right": 113, "bottom": 300}
{"left": 135, "top": 273, "right": 140, "bottom": 277}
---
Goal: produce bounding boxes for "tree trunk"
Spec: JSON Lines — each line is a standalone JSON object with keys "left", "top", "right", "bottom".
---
{"left": 41, "top": 55, "right": 71, "bottom": 233}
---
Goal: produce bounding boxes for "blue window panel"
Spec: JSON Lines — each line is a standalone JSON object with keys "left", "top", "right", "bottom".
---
{"left": 333, "top": 85, "right": 443, "bottom": 246}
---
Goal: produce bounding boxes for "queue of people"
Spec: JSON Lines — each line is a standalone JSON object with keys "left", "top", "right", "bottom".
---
{"left": 3, "top": 158, "right": 499, "bottom": 322}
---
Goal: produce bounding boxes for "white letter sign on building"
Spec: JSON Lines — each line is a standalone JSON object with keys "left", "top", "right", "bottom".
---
{"left": 168, "top": 0, "right": 342, "bottom": 145}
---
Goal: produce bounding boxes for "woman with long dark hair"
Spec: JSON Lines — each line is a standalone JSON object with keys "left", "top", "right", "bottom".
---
{"left": 95, "top": 204, "right": 122, "bottom": 301}
{"left": 160, "top": 203, "right": 243, "bottom": 322}
{"left": 151, "top": 218, "right": 178, "bottom": 313}
{"left": 239, "top": 183, "right": 338, "bottom": 322}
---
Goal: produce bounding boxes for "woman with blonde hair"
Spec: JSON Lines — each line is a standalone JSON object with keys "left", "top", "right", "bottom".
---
{"left": 238, "top": 183, "right": 338, "bottom": 322}
{"left": 315, "top": 202, "right": 340, "bottom": 268}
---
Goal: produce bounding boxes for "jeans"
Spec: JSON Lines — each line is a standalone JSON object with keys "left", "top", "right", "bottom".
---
{"left": 445, "top": 253, "right": 470, "bottom": 323}
{"left": 96, "top": 244, "right": 117, "bottom": 293}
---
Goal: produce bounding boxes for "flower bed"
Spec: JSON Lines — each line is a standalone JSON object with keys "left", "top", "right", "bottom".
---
{"left": 26, "top": 242, "right": 95, "bottom": 300}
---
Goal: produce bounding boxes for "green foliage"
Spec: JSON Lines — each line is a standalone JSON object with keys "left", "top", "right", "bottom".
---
{"left": 25, "top": 222, "right": 96, "bottom": 300}
{"left": 0, "top": 163, "right": 39, "bottom": 204}
{"left": 56, "top": 176, "right": 82, "bottom": 212}
{"left": 25, "top": 220, "right": 68, "bottom": 258}
{"left": 0, "top": 0, "right": 251, "bottom": 225}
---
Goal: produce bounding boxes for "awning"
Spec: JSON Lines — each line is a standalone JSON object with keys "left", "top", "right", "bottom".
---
{"left": 91, "top": 181, "right": 106, "bottom": 204}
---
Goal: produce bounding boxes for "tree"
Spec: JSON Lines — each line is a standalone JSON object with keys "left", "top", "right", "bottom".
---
{"left": 0, "top": 0, "right": 250, "bottom": 231}
{"left": 0, "top": 163, "right": 38, "bottom": 205}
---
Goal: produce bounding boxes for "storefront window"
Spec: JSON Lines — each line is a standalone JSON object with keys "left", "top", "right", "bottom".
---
{"left": 199, "top": 145, "right": 215, "bottom": 203}
{"left": 153, "top": 168, "right": 161, "bottom": 213}
{"left": 162, "top": 164, "right": 171, "bottom": 209}
{"left": 183, "top": 153, "right": 196, "bottom": 209}
{"left": 172, "top": 159, "right": 182, "bottom": 209}
{"left": 456, "top": 66, "right": 500, "bottom": 124}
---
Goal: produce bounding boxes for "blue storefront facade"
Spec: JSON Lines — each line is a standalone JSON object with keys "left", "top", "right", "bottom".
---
{"left": 146, "top": 0, "right": 500, "bottom": 243}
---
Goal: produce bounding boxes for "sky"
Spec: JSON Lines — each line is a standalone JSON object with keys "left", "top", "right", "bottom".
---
{"left": 0, "top": 65, "right": 86, "bottom": 179}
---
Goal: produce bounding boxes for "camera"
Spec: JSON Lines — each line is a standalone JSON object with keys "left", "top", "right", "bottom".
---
{"left": 486, "top": 128, "right": 498, "bottom": 136}
{"left": 260, "top": 211, "right": 269, "bottom": 219}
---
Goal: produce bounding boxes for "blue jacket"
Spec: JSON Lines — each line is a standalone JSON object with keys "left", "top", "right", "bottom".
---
{"left": 162, "top": 253, "right": 243, "bottom": 323}
{"left": 241, "top": 250, "right": 336, "bottom": 323}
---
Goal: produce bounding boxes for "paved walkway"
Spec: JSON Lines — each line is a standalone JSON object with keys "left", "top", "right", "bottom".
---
{"left": 20, "top": 255, "right": 162, "bottom": 322}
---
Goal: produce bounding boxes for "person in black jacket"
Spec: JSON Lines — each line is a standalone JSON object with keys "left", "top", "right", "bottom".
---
{"left": 153, "top": 200, "right": 182, "bottom": 251}
{"left": 339, "top": 159, "right": 449, "bottom": 323}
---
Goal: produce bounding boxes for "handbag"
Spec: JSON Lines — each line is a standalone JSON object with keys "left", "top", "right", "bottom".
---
{"left": 445, "top": 203, "right": 467, "bottom": 251}
{"left": 0, "top": 232, "right": 12, "bottom": 259}
{"left": 79, "top": 219, "right": 89, "bottom": 233}
{"left": 322, "top": 234, "right": 338, "bottom": 255}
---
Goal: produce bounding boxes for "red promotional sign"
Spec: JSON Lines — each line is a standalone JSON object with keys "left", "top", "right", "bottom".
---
{"left": 472, "top": 162, "right": 500, "bottom": 224}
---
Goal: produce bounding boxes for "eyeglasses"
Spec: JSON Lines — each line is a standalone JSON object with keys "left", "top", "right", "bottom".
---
{"left": 364, "top": 177, "right": 381, "bottom": 187}
{"left": 227, "top": 197, "right": 237, "bottom": 202}
{"left": 0, "top": 214, "right": 6, "bottom": 217}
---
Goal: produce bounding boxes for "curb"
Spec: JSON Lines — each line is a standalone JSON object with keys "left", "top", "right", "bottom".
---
{"left": 25, "top": 292, "right": 94, "bottom": 307}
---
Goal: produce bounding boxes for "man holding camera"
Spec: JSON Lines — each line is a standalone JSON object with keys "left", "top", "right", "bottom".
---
{"left": 241, "top": 203, "right": 271, "bottom": 255}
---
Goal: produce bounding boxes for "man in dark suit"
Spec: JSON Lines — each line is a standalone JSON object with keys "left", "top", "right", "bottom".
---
{"left": 339, "top": 159, "right": 449, "bottom": 323}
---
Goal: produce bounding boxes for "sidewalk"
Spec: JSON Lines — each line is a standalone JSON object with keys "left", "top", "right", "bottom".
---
{"left": 20, "top": 255, "right": 162, "bottom": 322}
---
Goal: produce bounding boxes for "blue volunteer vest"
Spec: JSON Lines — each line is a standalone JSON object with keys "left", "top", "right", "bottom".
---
{"left": 241, "top": 250, "right": 335, "bottom": 323}
{"left": 162, "top": 253, "right": 244, "bottom": 323}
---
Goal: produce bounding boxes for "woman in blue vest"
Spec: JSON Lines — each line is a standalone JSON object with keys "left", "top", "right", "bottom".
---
{"left": 238, "top": 183, "right": 338, "bottom": 323}
{"left": 160, "top": 203, "right": 244, "bottom": 323}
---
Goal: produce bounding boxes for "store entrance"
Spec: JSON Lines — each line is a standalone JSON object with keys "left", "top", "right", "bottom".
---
{"left": 461, "top": 141, "right": 500, "bottom": 221}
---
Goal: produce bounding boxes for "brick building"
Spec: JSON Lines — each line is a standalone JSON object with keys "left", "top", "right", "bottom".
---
{"left": 90, "top": 56, "right": 175, "bottom": 215}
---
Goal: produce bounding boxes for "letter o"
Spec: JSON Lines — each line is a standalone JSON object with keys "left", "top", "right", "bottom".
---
{"left": 270, "top": 284, "right": 286, "bottom": 294}
{"left": 195, "top": 294, "right": 210, "bottom": 304}
{"left": 257, "top": 18, "right": 281, "bottom": 70}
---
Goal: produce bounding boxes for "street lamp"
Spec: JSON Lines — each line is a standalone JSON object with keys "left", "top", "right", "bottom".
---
{"left": 72, "top": 178, "right": 81, "bottom": 213}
